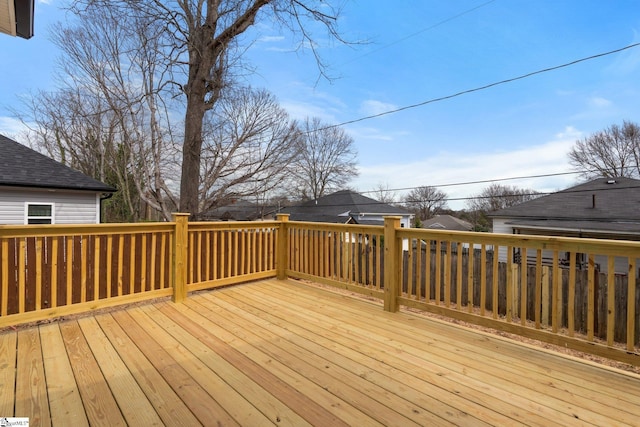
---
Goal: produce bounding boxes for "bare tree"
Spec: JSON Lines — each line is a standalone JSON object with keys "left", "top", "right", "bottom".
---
{"left": 19, "top": 5, "right": 181, "bottom": 221}
{"left": 292, "top": 117, "right": 358, "bottom": 200}
{"left": 403, "top": 186, "right": 448, "bottom": 222}
{"left": 20, "top": 88, "right": 146, "bottom": 222}
{"left": 20, "top": 2, "right": 332, "bottom": 221}
{"left": 466, "top": 183, "right": 541, "bottom": 231}
{"left": 199, "top": 87, "right": 301, "bottom": 213}
{"left": 371, "top": 183, "right": 398, "bottom": 204}
{"left": 568, "top": 121, "right": 640, "bottom": 179}
{"left": 72, "top": 0, "right": 350, "bottom": 217}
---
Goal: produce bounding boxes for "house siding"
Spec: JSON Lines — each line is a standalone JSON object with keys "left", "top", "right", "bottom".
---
{"left": 0, "top": 187, "right": 100, "bottom": 224}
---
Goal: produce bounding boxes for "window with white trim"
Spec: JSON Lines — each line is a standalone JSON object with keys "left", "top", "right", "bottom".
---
{"left": 26, "top": 203, "right": 54, "bottom": 224}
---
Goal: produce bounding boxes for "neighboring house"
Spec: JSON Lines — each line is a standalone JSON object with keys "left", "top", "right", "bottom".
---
{"left": 201, "top": 199, "right": 280, "bottom": 221}
{"left": 490, "top": 176, "right": 640, "bottom": 272}
{"left": 0, "top": 0, "right": 34, "bottom": 39}
{"left": 0, "top": 135, "right": 116, "bottom": 224}
{"left": 422, "top": 214, "right": 473, "bottom": 231}
{"left": 283, "top": 190, "right": 413, "bottom": 228}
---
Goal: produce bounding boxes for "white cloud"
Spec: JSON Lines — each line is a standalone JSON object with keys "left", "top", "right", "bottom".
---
{"left": 359, "top": 100, "right": 398, "bottom": 117}
{"left": 352, "top": 127, "right": 580, "bottom": 210}
{"left": 258, "top": 35, "right": 285, "bottom": 43}
{"left": 588, "top": 97, "right": 612, "bottom": 108}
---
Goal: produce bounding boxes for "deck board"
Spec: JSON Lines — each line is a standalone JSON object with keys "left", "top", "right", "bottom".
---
{"left": 39, "top": 324, "right": 87, "bottom": 427}
{"left": 1, "top": 278, "right": 640, "bottom": 426}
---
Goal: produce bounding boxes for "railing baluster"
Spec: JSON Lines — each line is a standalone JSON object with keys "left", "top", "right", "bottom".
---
{"left": 568, "top": 251, "right": 576, "bottom": 336}
{"left": 607, "top": 256, "right": 615, "bottom": 346}
{"left": 51, "top": 237, "right": 59, "bottom": 308}
{"left": 627, "top": 257, "right": 636, "bottom": 352}
{"left": 467, "top": 244, "right": 473, "bottom": 312}
{"left": 506, "top": 246, "right": 513, "bottom": 322}
{"left": 492, "top": 244, "right": 499, "bottom": 319}
{"left": 456, "top": 242, "right": 463, "bottom": 309}
{"left": 444, "top": 241, "right": 451, "bottom": 308}
{"left": 35, "top": 237, "right": 42, "bottom": 310}
{"left": 519, "top": 247, "right": 527, "bottom": 325}
{"left": 94, "top": 236, "right": 100, "bottom": 301}
{"left": 587, "top": 254, "right": 596, "bottom": 341}
{"left": 435, "top": 240, "right": 441, "bottom": 305}
{"left": 552, "top": 250, "right": 559, "bottom": 333}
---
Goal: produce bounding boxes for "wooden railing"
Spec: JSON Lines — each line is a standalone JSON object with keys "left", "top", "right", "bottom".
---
{"left": 0, "top": 214, "right": 282, "bottom": 327}
{"left": 2, "top": 213, "right": 639, "bottom": 365}
{"left": 0, "top": 222, "right": 175, "bottom": 327}
{"left": 284, "top": 216, "right": 640, "bottom": 366}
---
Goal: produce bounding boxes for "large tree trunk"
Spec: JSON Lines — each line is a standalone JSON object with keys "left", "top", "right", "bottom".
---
{"left": 180, "top": 92, "right": 207, "bottom": 217}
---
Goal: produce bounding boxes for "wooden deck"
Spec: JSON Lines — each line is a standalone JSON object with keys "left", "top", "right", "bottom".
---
{"left": 1, "top": 279, "right": 640, "bottom": 426}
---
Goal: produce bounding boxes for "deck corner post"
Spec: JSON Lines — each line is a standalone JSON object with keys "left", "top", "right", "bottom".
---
{"left": 383, "top": 216, "right": 401, "bottom": 312}
{"left": 172, "top": 212, "right": 190, "bottom": 303}
{"left": 276, "top": 214, "right": 290, "bottom": 280}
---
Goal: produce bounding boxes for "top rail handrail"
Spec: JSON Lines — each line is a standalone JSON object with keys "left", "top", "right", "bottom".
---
{"left": 0, "top": 222, "right": 176, "bottom": 238}
{"left": 397, "top": 227, "right": 640, "bottom": 257}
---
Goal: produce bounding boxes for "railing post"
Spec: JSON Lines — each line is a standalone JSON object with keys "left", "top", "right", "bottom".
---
{"left": 276, "top": 214, "right": 290, "bottom": 280}
{"left": 172, "top": 213, "right": 190, "bottom": 303}
{"left": 383, "top": 216, "right": 401, "bottom": 312}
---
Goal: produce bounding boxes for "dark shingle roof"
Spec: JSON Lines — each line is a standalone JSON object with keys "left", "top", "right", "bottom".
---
{"left": 283, "top": 190, "right": 410, "bottom": 224}
{"left": 489, "top": 177, "right": 640, "bottom": 235}
{"left": 0, "top": 134, "right": 116, "bottom": 192}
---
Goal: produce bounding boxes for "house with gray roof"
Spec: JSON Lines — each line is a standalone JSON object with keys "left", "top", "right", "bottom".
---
{"left": 422, "top": 214, "right": 473, "bottom": 231}
{"left": 489, "top": 176, "right": 640, "bottom": 272}
{"left": 283, "top": 190, "right": 413, "bottom": 228}
{"left": 490, "top": 176, "right": 640, "bottom": 240}
{"left": 0, "top": 134, "right": 116, "bottom": 224}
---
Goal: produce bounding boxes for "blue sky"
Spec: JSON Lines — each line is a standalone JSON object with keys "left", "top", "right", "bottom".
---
{"left": 2, "top": 0, "right": 640, "bottom": 209}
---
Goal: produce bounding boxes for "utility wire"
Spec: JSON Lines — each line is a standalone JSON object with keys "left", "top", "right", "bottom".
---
{"left": 313, "top": 42, "right": 640, "bottom": 132}
{"left": 340, "top": 0, "right": 497, "bottom": 66}
{"left": 360, "top": 170, "right": 581, "bottom": 195}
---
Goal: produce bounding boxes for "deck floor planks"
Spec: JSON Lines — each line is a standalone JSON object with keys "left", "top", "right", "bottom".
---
{"left": 109, "top": 309, "right": 240, "bottom": 426}
{"left": 138, "top": 303, "right": 313, "bottom": 427}
{"left": 201, "top": 290, "right": 494, "bottom": 426}
{"left": 183, "top": 295, "right": 434, "bottom": 427}
{"left": 192, "top": 291, "right": 485, "bottom": 427}
{"left": 2, "top": 278, "right": 640, "bottom": 426}
{"left": 94, "top": 313, "right": 202, "bottom": 426}
{"left": 219, "top": 283, "right": 554, "bottom": 426}
{"left": 77, "top": 316, "right": 164, "bottom": 426}
{"left": 270, "top": 280, "right": 640, "bottom": 423}
{"left": 126, "top": 305, "right": 274, "bottom": 427}
{"left": 273, "top": 280, "right": 640, "bottom": 414}
{"left": 275, "top": 279, "right": 640, "bottom": 401}
{"left": 0, "top": 330, "right": 17, "bottom": 416}
{"left": 39, "top": 324, "right": 88, "bottom": 427}
{"left": 15, "top": 328, "right": 50, "bottom": 426}
{"left": 161, "top": 301, "right": 357, "bottom": 427}
{"left": 248, "top": 280, "right": 640, "bottom": 426}
{"left": 58, "top": 321, "right": 127, "bottom": 426}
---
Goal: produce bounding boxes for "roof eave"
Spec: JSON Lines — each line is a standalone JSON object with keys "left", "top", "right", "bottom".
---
{"left": 15, "top": 0, "right": 34, "bottom": 39}
{"left": 0, "top": 182, "right": 117, "bottom": 193}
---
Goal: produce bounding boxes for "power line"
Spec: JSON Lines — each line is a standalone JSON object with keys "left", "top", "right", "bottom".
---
{"left": 315, "top": 41, "right": 640, "bottom": 132}
{"left": 360, "top": 167, "right": 640, "bottom": 206}
{"left": 360, "top": 170, "right": 582, "bottom": 195}
{"left": 340, "top": 0, "right": 497, "bottom": 66}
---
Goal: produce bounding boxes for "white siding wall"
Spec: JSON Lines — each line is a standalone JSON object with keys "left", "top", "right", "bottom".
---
{"left": 492, "top": 218, "right": 513, "bottom": 234}
{"left": 0, "top": 187, "right": 100, "bottom": 224}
